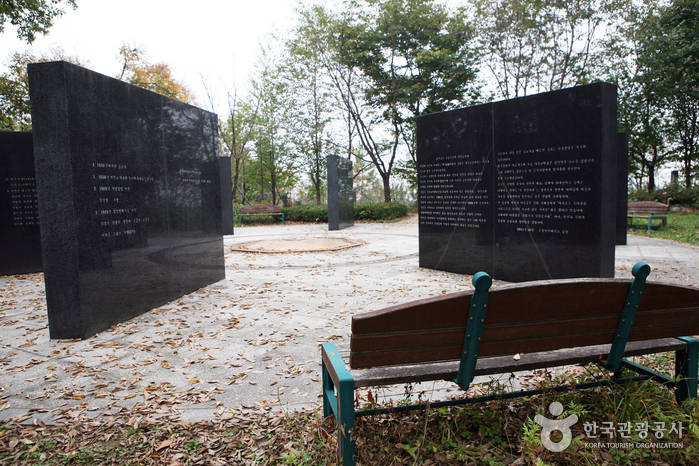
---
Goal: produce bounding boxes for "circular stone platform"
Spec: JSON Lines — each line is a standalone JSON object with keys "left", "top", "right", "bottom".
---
{"left": 230, "top": 237, "right": 363, "bottom": 253}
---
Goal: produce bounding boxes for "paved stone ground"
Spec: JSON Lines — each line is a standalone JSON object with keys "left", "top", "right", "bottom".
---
{"left": 1, "top": 216, "right": 698, "bottom": 425}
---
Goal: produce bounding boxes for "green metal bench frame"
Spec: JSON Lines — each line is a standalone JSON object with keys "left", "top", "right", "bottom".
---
{"left": 321, "top": 262, "right": 699, "bottom": 465}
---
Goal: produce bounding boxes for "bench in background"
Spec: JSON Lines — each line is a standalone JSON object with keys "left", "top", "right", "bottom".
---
{"left": 627, "top": 201, "right": 669, "bottom": 231}
{"left": 238, "top": 205, "right": 284, "bottom": 225}
{"left": 321, "top": 262, "right": 699, "bottom": 465}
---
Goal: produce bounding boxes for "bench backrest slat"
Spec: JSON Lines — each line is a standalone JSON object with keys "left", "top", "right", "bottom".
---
{"left": 349, "top": 280, "right": 699, "bottom": 369}
{"left": 239, "top": 205, "right": 282, "bottom": 214}
{"left": 627, "top": 201, "right": 669, "bottom": 214}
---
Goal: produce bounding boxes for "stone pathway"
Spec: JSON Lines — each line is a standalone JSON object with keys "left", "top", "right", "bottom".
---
{"left": 0, "top": 218, "right": 697, "bottom": 425}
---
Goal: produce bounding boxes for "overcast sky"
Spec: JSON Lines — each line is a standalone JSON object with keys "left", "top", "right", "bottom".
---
{"left": 0, "top": 0, "right": 299, "bottom": 116}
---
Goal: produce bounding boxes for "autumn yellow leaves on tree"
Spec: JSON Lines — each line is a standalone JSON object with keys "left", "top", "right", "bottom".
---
{"left": 0, "top": 43, "right": 195, "bottom": 131}
{"left": 117, "top": 44, "right": 195, "bottom": 105}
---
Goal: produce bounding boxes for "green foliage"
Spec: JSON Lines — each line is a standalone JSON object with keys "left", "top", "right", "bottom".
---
{"left": 475, "top": 0, "right": 616, "bottom": 99}
{"left": 637, "top": 0, "right": 699, "bottom": 189}
{"left": 393, "top": 159, "right": 417, "bottom": 190}
{"left": 354, "top": 202, "right": 409, "bottom": 221}
{"left": 0, "top": 0, "right": 76, "bottom": 44}
{"left": 0, "top": 47, "right": 82, "bottom": 131}
{"left": 242, "top": 43, "right": 299, "bottom": 206}
{"left": 293, "top": 0, "right": 481, "bottom": 203}
{"left": 521, "top": 417, "right": 542, "bottom": 450}
{"left": 282, "top": 202, "right": 409, "bottom": 223}
{"left": 285, "top": 27, "right": 335, "bottom": 206}
{"left": 667, "top": 186, "right": 699, "bottom": 209}
{"left": 282, "top": 204, "right": 329, "bottom": 223}
{"left": 338, "top": 0, "right": 480, "bottom": 118}
{"left": 629, "top": 212, "right": 699, "bottom": 245}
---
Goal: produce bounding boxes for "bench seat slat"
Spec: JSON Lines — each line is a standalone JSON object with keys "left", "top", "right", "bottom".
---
{"left": 350, "top": 338, "right": 687, "bottom": 389}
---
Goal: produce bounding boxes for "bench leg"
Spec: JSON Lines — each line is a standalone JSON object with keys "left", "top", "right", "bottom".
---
{"left": 675, "top": 337, "right": 699, "bottom": 405}
{"left": 281, "top": 213, "right": 284, "bottom": 224}
{"left": 238, "top": 214, "right": 242, "bottom": 226}
{"left": 321, "top": 343, "right": 356, "bottom": 465}
{"left": 322, "top": 357, "right": 334, "bottom": 418}
{"left": 337, "top": 379, "right": 355, "bottom": 465}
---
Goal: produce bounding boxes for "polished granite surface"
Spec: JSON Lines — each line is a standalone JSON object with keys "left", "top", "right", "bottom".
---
{"left": 28, "top": 61, "right": 224, "bottom": 339}
{"left": 0, "top": 132, "right": 42, "bottom": 275}
{"left": 327, "top": 155, "right": 354, "bottom": 231}
{"left": 417, "top": 83, "right": 618, "bottom": 282}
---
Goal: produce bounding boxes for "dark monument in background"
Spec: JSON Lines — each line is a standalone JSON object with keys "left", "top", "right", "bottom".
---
{"left": 0, "top": 132, "right": 43, "bottom": 275}
{"left": 219, "top": 156, "right": 234, "bottom": 235}
{"left": 417, "top": 82, "right": 617, "bottom": 282}
{"left": 616, "top": 133, "right": 629, "bottom": 246}
{"left": 327, "top": 155, "right": 355, "bottom": 230}
{"left": 28, "top": 61, "right": 225, "bottom": 339}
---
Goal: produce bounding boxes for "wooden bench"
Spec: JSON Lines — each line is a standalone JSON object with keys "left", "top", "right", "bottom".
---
{"left": 321, "top": 262, "right": 699, "bottom": 465}
{"left": 237, "top": 205, "right": 284, "bottom": 225}
{"left": 627, "top": 201, "right": 669, "bottom": 231}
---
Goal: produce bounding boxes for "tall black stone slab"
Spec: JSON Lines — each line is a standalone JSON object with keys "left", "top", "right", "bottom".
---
{"left": 417, "top": 104, "right": 494, "bottom": 273}
{"left": 28, "top": 61, "right": 225, "bottom": 339}
{"left": 219, "top": 157, "right": 234, "bottom": 235}
{"left": 417, "top": 82, "right": 617, "bottom": 282}
{"left": 616, "top": 133, "right": 629, "bottom": 245}
{"left": 327, "top": 155, "right": 354, "bottom": 230}
{"left": 0, "top": 132, "right": 42, "bottom": 275}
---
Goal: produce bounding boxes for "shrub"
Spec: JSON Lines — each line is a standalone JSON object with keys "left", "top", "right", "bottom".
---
{"left": 282, "top": 202, "right": 410, "bottom": 223}
{"left": 629, "top": 185, "right": 699, "bottom": 208}
{"left": 666, "top": 185, "right": 699, "bottom": 209}
{"left": 628, "top": 187, "right": 656, "bottom": 202}
{"left": 354, "top": 202, "right": 409, "bottom": 220}
{"left": 282, "top": 204, "right": 328, "bottom": 222}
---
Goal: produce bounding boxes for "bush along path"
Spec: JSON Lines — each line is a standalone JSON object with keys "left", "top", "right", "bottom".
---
{"left": 236, "top": 202, "right": 411, "bottom": 225}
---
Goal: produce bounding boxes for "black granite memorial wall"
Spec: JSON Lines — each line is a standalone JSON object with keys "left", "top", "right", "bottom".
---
{"left": 417, "top": 82, "right": 617, "bottom": 282}
{"left": 28, "top": 61, "right": 225, "bottom": 339}
{"left": 327, "top": 155, "right": 354, "bottom": 230}
{"left": 0, "top": 132, "right": 42, "bottom": 275}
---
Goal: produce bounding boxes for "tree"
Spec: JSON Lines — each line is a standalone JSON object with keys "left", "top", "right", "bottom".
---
{"left": 296, "top": 0, "right": 480, "bottom": 203}
{"left": 117, "top": 44, "right": 195, "bottom": 104}
{"left": 338, "top": 0, "right": 481, "bottom": 201}
{"left": 247, "top": 45, "right": 299, "bottom": 206}
{"left": 475, "top": 0, "right": 617, "bottom": 99}
{"left": 0, "top": 47, "right": 82, "bottom": 131}
{"left": 219, "top": 88, "right": 259, "bottom": 203}
{"left": 286, "top": 22, "right": 339, "bottom": 205}
{"left": 638, "top": 0, "right": 699, "bottom": 188}
{"left": 604, "top": 1, "right": 672, "bottom": 193}
{"left": 0, "top": 0, "right": 76, "bottom": 43}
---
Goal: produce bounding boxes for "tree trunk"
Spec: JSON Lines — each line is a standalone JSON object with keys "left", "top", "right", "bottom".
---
{"left": 232, "top": 158, "right": 240, "bottom": 202}
{"left": 647, "top": 147, "right": 657, "bottom": 193}
{"left": 382, "top": 174, "right": 391, "bottom": 203}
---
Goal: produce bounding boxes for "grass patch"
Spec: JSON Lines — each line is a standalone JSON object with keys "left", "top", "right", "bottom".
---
{"left": 628, "top": 212, "right": 699, "bottom": 245}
